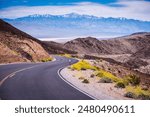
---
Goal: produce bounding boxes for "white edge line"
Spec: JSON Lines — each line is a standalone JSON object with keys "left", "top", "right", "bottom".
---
{"left": 0, "top": 57, "right": 97, "bottom": 99}
{"left": 58, "top": 67, "right": 98, "bottom": 100}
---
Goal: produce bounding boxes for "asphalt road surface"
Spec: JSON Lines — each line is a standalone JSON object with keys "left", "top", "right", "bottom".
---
{"left": 0, "top": 56, "right": 92, "bottom": 100}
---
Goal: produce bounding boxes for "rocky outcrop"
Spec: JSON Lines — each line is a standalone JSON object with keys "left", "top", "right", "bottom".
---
{"left": 0, "top": 19, "right": 50, "bottom": 63}
{"left": 42, "top": 41, "right": 77, "bottom": 54}
{"left": 64, "top": 33, "right": 150, "bottom": 55}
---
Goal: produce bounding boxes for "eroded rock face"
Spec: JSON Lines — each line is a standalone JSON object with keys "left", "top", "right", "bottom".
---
{"left": 0, "top": 42, "right": 26, "bottom": 63}
{"left": 42, "top": 41, "right": 77, "bottom": 54}
{"left": 132, "top": 46, "right": 150, "bottom": 59}
{"left": 0, "top": 19, "right": 50, "bottom": 63}
{"left": 64, "top": 33, "right": 150, "bottom": 55}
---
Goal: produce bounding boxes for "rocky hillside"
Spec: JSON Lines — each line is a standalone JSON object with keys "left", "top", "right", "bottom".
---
{"left": 64, "top": 33, "right": 150, "bottom": 55}
{"left": 42, "top": 41, "right": 77, "bottom": 54}
{"left": 0, "top": 19, "right": 50, "bottom": 63}
{"left": 131, "top": 46, "right": 150, "bottom": 59}
{"left": 64, "top": 37, "right": 111, "bottom": 54}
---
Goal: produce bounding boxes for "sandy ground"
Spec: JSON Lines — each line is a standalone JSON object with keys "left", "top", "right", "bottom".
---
{"left": 61, "top": 67, "right": 130, "bottom": 100}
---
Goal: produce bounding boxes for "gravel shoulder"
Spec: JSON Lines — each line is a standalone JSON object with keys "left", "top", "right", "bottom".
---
{"left": 60, "top": 67, "right": 130, "bottom": 100}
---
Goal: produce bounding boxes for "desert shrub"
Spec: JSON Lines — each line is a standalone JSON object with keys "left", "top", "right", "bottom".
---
{"left": 126, "top": 75, "right": 140, "bottom": 86}
{"left": 90, "top": 74, "right": 95, "bottom": 78}
{"left": 82, "top": 79, "right": 89, "bottom": 84}
{"left": 59, "top": 54, "right": 72, "bottom": 58}
{"left": 96, "top": 72, "right": 104, "bottom": 77}
{"left": 81, "top": 68, "right": 87, "bottom": 70}
{"left": 79, "top": 77, "right": 85, "bottom": 80}
{"left": 122, "top": 78, "right": 130, "bottom": 86}
{"left": 115, "top": 82, "right": 126, "bottom": 88}
{"left": 98, "top": 77, "right": 113, "bottom": 83}
{"left": 125, "top": 86, "right": 150, "bottom": 99}
{"left": 41, "top": 57, "right": 53, "bottom": 62}
{"left": 96, "top": 59, "right": 103, "bottom": 63}
{"left": 138, "top": 94, "right": 150, "bottom": 100}
{"left": 124, "top": 92, "right": 136, "bottom": 98}
{"left": 71, "top": 60, "right": 96, "bottom": 71}
{"left": 94, "top": 66, "right": 100, "bottom": 71}
{"left": 108, "top": 68, "right": 111, "bottom": 71}
{"left": 64, "top": 54, "right": 71, "bottom": 58}
{"left": 71, "top": 55, "right": 78, "bottom": 58}
{"left": 96, "top": 69, "right": 121, "bottom": 82}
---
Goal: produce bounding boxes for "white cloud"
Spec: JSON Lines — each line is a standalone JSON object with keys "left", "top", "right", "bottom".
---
{"left": 0, "top": 1, "right": 150, "bottom": 21}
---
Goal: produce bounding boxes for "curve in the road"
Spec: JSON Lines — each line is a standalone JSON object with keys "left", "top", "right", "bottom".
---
{"left": 58, "top": 67, "right": 97, "bottom": 100}
{"left": 0, "top": 56, "right": 93, "bottom": 100}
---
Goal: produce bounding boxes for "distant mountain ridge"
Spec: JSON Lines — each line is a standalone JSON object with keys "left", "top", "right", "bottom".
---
{"left": 4, "top": 13, "right": 150, "bottom": 38}
{"left": 12, "top": 13, "right": 147, "bottom": 21}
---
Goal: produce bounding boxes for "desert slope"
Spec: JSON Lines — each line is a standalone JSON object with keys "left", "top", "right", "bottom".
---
{"left": 64, "top": 33, "right": 150, "bottom": 55}
{"left": 131, "top": 46, "right": 150, "bottom": 59}
{"left": 0, "top": 19, "right": 50, "bottom": 63}
{"left": 42, "top": 41, "right": 77, "bottom": 54}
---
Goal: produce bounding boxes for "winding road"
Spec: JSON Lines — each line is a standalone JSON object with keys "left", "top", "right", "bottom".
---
{"left": 0, "top": 56, "right": 92, "bottom": 100}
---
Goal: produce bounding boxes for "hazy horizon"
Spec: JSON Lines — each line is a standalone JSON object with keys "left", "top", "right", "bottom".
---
{"left": 1, "top": 0, "right": 150, "bottom": 41}
{"left": 38, "top": 33, "right": 130, "bottom": 42}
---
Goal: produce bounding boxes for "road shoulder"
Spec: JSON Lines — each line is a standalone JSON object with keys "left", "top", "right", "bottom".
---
{"left": 60, "top": 67, "right": 130, "bottom": 100}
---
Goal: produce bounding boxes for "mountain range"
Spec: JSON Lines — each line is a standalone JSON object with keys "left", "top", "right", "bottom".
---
{"left": 3, "top": 13, "right": 150, "bottom": 38}
{"left": 0, "top": 19, "right": 150, "bottom": 76}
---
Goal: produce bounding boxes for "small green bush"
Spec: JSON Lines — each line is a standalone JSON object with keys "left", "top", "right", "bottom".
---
{"left": 125, "top": 86, "right": 150, "bottom": 99}
{"left": 81, "top": 68, "right": 87, "bottom": 70}
{"left": 96, "top": 70, "right": 121, "bottom": 82}
{"left": 82, "top": 79, "right": 89, "bottom": 84}
{"left": 127, "top": 75, "right": 141, "bottom": 86}
{"left": 124, "top": 92, "right": 136, "bottom": 98}
{"left": 96, "top": 72, "right": 104, "bottom": 77}
{"left": 115, "top": 82, "right": 126, "bottom": 88}
{"left": 79, "top": 77, "right": 85, "bottom": 80}
{"left": 98, "top": 77, "right": 113, "bottom": 83}
{"left": 108, "top": 68, "right": 111, "bottom": 71}
{"left": 90, "top": 74, "right": 95, "bottom": 78}
{"left": 138, "top": 94, "right": 150, "bottom": 100}
{"left": 94, "top": 66, "right": 100, "bottom": 71}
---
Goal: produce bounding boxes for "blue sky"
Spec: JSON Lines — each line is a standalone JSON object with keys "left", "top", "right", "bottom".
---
{"left": 0, "top": 0, "right": 119, "bottom": 8}
{"left": 0, "top": 0, "right": 150, "bottom": 21}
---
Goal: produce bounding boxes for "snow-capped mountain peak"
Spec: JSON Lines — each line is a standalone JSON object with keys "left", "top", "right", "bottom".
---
{"left": 3, "top": 13, "right": 150, "bottom": 38}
